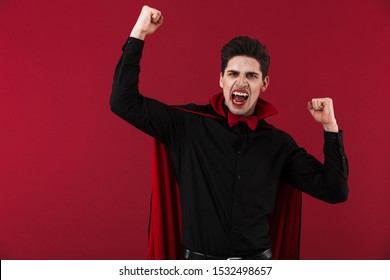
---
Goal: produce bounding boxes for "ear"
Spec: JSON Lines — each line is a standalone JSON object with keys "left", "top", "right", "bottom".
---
{"left": 260, "top": 76, "right": 270, "bottom": 93}
{"left": 219, "top": 72, "right": 224, "bottom": 88}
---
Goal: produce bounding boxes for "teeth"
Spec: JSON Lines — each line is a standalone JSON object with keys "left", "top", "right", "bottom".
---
{"left": 233, "top": 91, "right": 248, "bottom": 97}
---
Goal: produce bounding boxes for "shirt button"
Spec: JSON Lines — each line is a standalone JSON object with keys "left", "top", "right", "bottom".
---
{"left": 237, "top": 175, "right": 241, "bottom": 180}
{"left": 237, "top": 151, "right": 241, "bottom": 155}
{"left": 234, "top": 201, "right": 238, "bottom": 206}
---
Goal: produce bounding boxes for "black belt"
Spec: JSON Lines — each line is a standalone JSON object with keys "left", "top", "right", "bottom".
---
{"left": 183, "top": 248, "right": 273, "bottom": 260}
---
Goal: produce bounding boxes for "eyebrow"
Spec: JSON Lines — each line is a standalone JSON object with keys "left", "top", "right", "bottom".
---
{"left": 226, "top": 70, "right": 260, "bottom": 76}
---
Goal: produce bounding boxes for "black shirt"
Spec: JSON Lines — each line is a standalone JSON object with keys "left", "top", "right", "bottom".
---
{"left": 110, "top": 37, "right": 349, "bottom": 257}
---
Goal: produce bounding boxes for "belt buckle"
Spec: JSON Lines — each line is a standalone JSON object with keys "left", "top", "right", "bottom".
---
{"left": 227, "top": 257, "right": 242, "bottom": 260}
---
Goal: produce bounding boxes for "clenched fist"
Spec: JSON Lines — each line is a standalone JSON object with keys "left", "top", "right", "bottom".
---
{"left": 130, "top": 5, "right": 163, "bottom": 40}
{"left": 308, "top": 98, "right": 339, "bottom": 132}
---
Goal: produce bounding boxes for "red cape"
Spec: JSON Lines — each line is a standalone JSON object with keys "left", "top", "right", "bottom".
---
{"left": 147, "top": 140, "right": 302, "bottom": 260}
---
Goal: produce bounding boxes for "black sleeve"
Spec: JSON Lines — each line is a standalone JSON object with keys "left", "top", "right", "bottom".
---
{"left": 282, "top": 131, "right": 349, "bottom": 203}
{"left": 110, "top": 37, "right": 189, "bottom": 145}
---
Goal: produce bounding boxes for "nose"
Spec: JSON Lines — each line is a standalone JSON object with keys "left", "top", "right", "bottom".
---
{"left": 235, "top": 72, "right": 248, "bottom": 88}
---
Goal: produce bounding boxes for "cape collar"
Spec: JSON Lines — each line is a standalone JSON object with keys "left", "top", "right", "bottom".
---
{"left": 209, "top": 92, "right": 279, "bottom": 121}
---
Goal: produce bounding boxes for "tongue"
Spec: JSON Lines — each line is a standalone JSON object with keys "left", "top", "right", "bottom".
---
{"left": 234, "top": 95, "right": 247, "bottom": 102}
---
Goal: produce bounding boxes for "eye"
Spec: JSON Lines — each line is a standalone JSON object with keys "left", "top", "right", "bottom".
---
{"left": 246, "top": 73, "right": 258, "bottom": 79}
{"left": 228, "top": 71, "right": 238, "bottom": 77}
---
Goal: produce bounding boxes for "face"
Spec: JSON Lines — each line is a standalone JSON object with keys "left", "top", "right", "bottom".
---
{"left": 220, "top": 55, "right": 269, "bottom": 116}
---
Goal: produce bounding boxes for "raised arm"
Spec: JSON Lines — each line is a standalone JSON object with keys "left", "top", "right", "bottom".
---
{"left": 110, "top": 6, "right": 187, "bottom": 145}
{"left": 282, "top": 98, "right": 349, "bottom": 203}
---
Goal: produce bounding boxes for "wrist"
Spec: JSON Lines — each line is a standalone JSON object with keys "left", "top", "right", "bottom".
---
{"left": 323, "top": 122, "right": 339, "bottom": 133}
{"left": 130, "top": 27, "right": 147, "bottom": 40}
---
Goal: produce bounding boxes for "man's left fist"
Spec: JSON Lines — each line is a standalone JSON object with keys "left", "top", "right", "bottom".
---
{"left": 308, "top": 97, "right": 339, "bottom": 132}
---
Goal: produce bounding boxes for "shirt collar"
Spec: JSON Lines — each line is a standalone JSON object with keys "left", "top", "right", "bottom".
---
{"left": 209, "top": 92, "right": 279, "bottom": 121}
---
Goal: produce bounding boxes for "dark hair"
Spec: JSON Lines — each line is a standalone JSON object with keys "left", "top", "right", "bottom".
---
{"left": 221, "top": 36, "right": 270, "bottom": 80}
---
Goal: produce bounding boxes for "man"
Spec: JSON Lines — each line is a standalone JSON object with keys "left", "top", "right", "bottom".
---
{"left": 110, "top": 6, "right": 349, "bottom": 260}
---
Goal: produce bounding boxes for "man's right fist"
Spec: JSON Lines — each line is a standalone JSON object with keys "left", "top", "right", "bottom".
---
{"left": 130, "top": 5, "right": 163, "bottom": 40}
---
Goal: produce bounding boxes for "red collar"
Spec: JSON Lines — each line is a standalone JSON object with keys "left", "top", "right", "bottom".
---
{"left": 209, "top": 93, "right": 278, "bottom": 123}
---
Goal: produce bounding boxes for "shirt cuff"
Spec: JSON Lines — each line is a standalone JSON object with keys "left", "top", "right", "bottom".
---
{"left": 324, "top": 130, "right": 348, "bottom": 177}
{"left": 121, "top": 37, "right": 145, "bottom": 65}
{"left": 324, "top": 130, "right": 343, "bottom": 144}
{"left": 122, "top": 37, "right": 145, "bottom": 52}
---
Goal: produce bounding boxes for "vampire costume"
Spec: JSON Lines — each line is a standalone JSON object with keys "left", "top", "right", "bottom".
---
{"left": 110, "top": 37, "right": 349, "bottom": 260}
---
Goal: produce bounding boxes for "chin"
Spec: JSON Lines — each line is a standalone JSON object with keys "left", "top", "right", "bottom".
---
{"left": 230, "top": 107, "right": 248, "bottom": 116}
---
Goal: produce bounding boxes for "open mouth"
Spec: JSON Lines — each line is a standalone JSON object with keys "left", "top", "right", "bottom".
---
{"left": 232, "top": 90, "right": 249, "bottom": 106}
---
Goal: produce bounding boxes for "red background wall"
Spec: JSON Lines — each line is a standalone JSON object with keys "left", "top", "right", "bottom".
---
{"left": 1, "top": 0, "right": 389, "bottom": 259}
